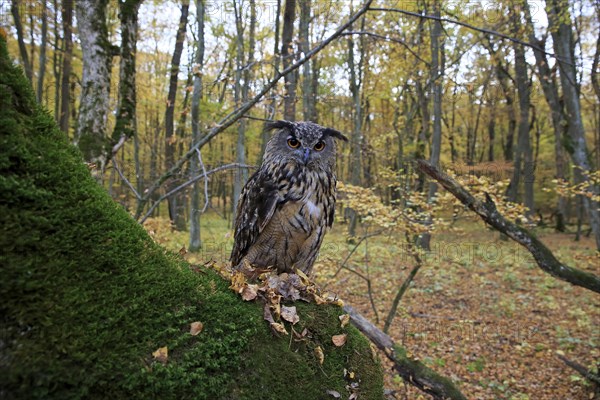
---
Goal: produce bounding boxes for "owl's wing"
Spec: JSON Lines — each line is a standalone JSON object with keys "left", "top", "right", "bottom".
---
{"left": 230, "top": 170, "right": 279, "bottom": 266}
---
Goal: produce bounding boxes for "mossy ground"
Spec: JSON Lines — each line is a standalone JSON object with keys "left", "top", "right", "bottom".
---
{"left": 0, "top": 36, "right": 383, "bottom": 399}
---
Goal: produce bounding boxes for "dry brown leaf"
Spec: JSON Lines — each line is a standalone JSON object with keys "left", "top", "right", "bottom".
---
{"left": 241, "top": 284, "right": 258, "bottom": 301}
{"left": 280, "top": 305, "right": 300, "bottom": 325}
{"left": 314, "top": 345, "right": 325, "bottom": 365}
{"left": 190, "top": 321, "right": 203, "bottom": 336}
{"left": 332, "top": 333, "right": 347, "bottom": 347}
{"left": 229, "top": 271, "right": 247, "bottom": 293}
{"left": 339, "top": 314, "right": 350, "bottom": 328}
{"left": 270, "top": 322, "right": 288, "bottom": 335}
{"left": 152, "top": 346, "right": 168, "bottom": 364}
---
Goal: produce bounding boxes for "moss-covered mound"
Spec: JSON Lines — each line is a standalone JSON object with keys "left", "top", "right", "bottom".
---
{"left": 0, "top": 36, "right": 383, "bottom": 399}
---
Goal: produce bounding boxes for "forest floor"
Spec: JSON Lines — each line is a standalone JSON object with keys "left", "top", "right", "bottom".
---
{"left": 144, "top": 213, "right": 599, "bottom": 400}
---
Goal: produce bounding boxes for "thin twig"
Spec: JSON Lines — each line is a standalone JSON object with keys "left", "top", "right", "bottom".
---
{"left": 112, "top": 158, "right": 141, "bottom": 200}
{"left": 368, "top": 7, "right": 569, "bottom": 65}
{"left": 195, "top": 148, "right": 209, "bottom": 213}
{"left": 139, "top": 163, "right": 254, "bottom": 224}
{"left": 340, "top": 31, "right": 429, "bottom": 65}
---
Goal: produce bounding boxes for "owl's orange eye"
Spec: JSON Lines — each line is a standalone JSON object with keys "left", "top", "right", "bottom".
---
{"left": 313, "top": 141, "right": 325, "bottom": 151}
{"left": 287, "top": 138, "right": 300, "bottom": 148}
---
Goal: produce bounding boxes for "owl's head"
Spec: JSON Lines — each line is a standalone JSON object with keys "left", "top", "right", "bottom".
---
{"left": 263, "top": 120, "right": 348, "bottom": 170}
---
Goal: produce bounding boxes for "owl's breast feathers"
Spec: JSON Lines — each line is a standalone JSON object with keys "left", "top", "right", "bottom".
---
{"left": 230, "top": 160, "right": 337, "bottom": 273}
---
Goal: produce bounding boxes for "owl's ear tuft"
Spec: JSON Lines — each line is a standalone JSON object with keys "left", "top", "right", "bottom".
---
{"left": 265, "top": 120, "right": 295, "bottom": 132}
{"left": 323, "top": 128, "right": 348, "bottom": 142}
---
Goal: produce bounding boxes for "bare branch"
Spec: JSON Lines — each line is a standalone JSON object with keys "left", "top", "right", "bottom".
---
{"left": 368, "top": 7, "right": 569, "bottom": 65}
{"left": 195, "top": 148, "right": 209, "bottom": 213}
{"left": 340, "top": 31, "right": 429, "bottom": 65}
{"left": 139, "top": 163, "right": 254, "bottom": 224}
{"left": 112, "top": 158, "right": 141, "bottom": 200}
{"left": 416, "top": 159, "right": 600, "bottom": 294}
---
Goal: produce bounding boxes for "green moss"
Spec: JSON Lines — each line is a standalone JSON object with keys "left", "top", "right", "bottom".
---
{"left": 0, "top": 37, "right": 383, "bottom": 399}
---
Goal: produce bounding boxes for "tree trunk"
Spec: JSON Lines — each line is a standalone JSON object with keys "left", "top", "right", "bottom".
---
{"left": 523, "top": 2, "right": 568, "bottom": 230}
{"left": 261, "top": 0, "right": 281, "bottom": 159}
{"left": 232, "top": 0, "right": 246, "bottom": 222}
{"left": 10, "top": 0, "right": 33, "bottom": 83}
{"left": 548, "top": 0, "right": 600, "bottom": 249}
{"left": 36, "top": 1, "right": 48, "bottom": 104}
{"left": 52, "top": 0, "right": 62, "bottom": 122}
{"left": 165, "top": 1, "right": 190, "bottom": 231}
{"left": 281, "top": 0, "right": 297, "bottom": 121}
{"left": 419, "top": 0, "right": 443, "bottom": 251}
{"left": 59, "top": 0, "right": 73, "bottom": 135}
{"left": 507, "top": 8, "right": 533, "bottom": 215}
{"left": 346, "top": 11, "right": 365, "bottom": 237}
{"left": 113, "top": 0, "right": 142, "bottom": 146}
{"left": 189, "top": 0, "right": 206, "bottom": 252}
{"left": 299, "top": 0, "right": 315, "bottom": 121}
{"left": 75, "top": 0, "right": 112, "bottom": 174}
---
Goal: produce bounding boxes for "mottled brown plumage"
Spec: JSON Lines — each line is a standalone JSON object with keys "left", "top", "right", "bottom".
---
{"left": 230, "top": 120, "right": 347, "bottom": 274}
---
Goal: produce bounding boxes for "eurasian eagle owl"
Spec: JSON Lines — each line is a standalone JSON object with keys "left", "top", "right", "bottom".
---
{"left": 230, "top": 120, "right": 347, "bottom": 275}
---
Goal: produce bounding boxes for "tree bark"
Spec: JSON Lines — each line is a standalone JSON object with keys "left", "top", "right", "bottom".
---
{"left": 75, "top": 0, "right": 112, "bottom": 173}
{"left": 547, "top": 0, "right": 600, "bottom": 249}
{"left": 281, "top": 0, "right": 297, "bottom": 120}
{"left": 59, "top": 0, "right": 73, "bottom": 135}
{"left": 189, "top": 0, "right": 206, "bottom": 252}
{"left": 52, "top": 0, "right": 62, "bottom": 122}
{"left": 10, "top": 0, "right": 33, "bottom": 83}
{"left": 165, "top": 1, "right": 190, "bottom": 231}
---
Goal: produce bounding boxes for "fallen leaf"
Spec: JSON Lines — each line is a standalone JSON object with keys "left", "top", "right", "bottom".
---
{"left": 270, "top": 322, "right": 288, "bottom": 335}
{"left": 332, "top": 334, "right": 347, "bottom": 347}
{"left": 349, "top": 393, "right": 358, "bottom": 400}
{"left": 152, "top": 346, "right": 168, "bottom": 364}
{"left": 339, "top": 314, "right": 350, "bottom": 328}
{"left": 326, "top": 389, "right": 341, "bottom": 398}
{"left": 229, "top": 271, "right": 247, "bottom": 293}
{"left": 190, "top": 321, "right": 203, "bottom": 336}
{"left": 241, "top": 284, "right": 258, "bottom": 301}
{"left": 178, "top": 246, "right": 187, "bottom": 256}
{"left": 281, "top": 305, "right": 300, "bottom": 324}
{"left": 314, "top": 346, "right": 325, "bottom": 365}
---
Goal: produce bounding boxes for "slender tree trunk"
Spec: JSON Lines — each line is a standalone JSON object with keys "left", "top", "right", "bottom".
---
{"left": 59, "top": 0, "right": 73, "bottom": 135}
{"left": 419, "top": 0, "right": 443, "bottom": 251}
{"left": 299, "top": 0, "right": 315, "bottom": 121}
{"left": 281, "top": 0, "right": 297, "bottom": 121}
{"left": 346, "top": 11, "right": 365, "bottom": 237}
{"left": 523, "top": 3, "right": 568, "bottom": 230}
{"left": 548, "top": 0, "right": 600, "bottom": 249}
{"left": 165, "top": 1, "right": 190, "bottom": 231}
{"left": 11, "top": 0, "right": 33, "bottom": 83}
{"left": 36, "top": 1, "right": 48, "bottom": 104}
{"left": 52, "top": 0, "right": 62, "bottom": 122}
{"left": 261, "top": 0, "right": 281, "bottom": 159}
{"left": 113, "top": 0, "right": 142, "bottom": 146}
{"left": 189, "top": 0, "right": 206, "bottom": 252}
{"left": 507, "top": 9, "right": 533, "bottom": 215}
{"left": 75, "top": 0, "right": 112, "bottom": 174}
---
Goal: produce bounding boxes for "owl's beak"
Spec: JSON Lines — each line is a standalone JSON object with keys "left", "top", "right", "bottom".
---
{"left": 302, "top": 148, "right": 311, "bottom": 165}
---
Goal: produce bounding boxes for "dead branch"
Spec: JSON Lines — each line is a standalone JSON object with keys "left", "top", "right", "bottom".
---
{"left": 343, "top": 305, "right": 467, "bottom": 400}
{"left": 556, "top": 353, "right": 600, "bottom": 387}
{"left": 416, "top": 159, "right": 600, "bottom": 294}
